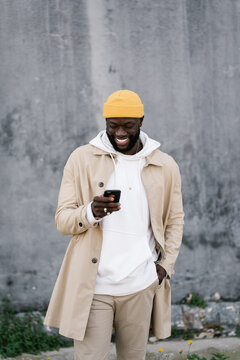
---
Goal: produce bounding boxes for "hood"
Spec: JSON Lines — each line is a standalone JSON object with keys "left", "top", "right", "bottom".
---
{"left": 89, "top": 130, "right": 160, "bottom": 159}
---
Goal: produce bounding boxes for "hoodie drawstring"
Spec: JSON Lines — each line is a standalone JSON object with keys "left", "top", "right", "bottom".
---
{"left": 109, "top": 153, "right": 117, "bottom": 187}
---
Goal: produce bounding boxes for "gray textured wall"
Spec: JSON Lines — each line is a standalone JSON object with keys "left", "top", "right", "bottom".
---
{"left": 0, "top": 0, "right": 239, "bottom": 310}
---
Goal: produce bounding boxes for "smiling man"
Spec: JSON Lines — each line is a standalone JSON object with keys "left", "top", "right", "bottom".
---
{"left": 106, "top": 117, "right": 142, "bottom": 154}
{"left": 44, "top": 90, "right": 184, "bottom": 360}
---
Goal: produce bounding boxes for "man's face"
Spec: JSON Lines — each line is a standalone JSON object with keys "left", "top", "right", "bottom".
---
{"left": 106, "top": 117, "right": 143, "bottom": 154}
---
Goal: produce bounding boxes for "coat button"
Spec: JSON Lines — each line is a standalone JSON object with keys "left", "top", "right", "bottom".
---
{"left": 92, "top": 258, "right": 98, "bottom": 263}
{"left": 98, "top": 182, "right": 104, "bottom": 187}
{"left": 79, "top": 222, "right": 83, "bottom": 227}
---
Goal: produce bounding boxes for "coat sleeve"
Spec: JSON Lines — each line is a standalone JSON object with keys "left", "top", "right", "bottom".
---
{"left": 157, "top": 162, "right": 184, "bottom": 278}
{"left": 55, "top": 156, "right": 97, "bottom": 236}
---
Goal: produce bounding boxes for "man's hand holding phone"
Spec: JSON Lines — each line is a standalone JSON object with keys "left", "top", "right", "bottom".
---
{"left": 91, "top": 190, "right": 121, "bottom": 218}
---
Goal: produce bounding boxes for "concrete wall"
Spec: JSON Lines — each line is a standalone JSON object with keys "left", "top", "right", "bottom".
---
{"left": 0, "top": 0, "right": 239, "bottom": 310}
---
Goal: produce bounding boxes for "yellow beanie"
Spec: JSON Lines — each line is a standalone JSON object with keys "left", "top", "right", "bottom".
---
{"left": 103, "top": 90, "right": 144, "bottom": 118}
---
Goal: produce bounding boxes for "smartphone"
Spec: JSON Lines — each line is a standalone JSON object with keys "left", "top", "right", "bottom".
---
{"left": 104, "top": 190, "right": 121, "bottom": 203}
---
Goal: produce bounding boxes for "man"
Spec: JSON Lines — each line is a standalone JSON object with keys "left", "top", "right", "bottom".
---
{"left": 44, "top": 90, "right": 184, "bottom": 360}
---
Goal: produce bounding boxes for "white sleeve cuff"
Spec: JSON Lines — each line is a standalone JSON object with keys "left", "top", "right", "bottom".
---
{"left": 86, "top": 202, "right": 102, "bottom": 225}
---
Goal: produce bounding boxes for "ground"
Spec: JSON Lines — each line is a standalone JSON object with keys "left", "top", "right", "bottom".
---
{"left": 3, "top": 338, "right": 240, "bottom": 360}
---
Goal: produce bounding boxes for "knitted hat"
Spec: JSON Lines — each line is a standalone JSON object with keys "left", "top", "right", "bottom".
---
{"left": 103, "top": 90, "right": 144, "bottom": 118}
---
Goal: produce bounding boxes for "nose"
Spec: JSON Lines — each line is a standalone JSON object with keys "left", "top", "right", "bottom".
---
{"left": 115, "top": 127, "right": 127, "bottom": 137}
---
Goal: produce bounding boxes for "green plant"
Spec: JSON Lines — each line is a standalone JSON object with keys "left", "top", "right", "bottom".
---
{"left": 210, "top": 353, "right": 229, "bottom": 360}
{"left": 186, "top": 293, "right": 207, "bottom": 309}
{"left": 0, "top": 297, "right": 73, "bottom": 358}
{"left": 236, "top": 324, "right": 240, "bottom": 338}
{"left": 171, "top": 325, "right": 184, "bottom": 337}
{"left": 185, "top": 353, "right": 229, "bottom": 360}
{"left": 187, "top": 355, "right": 207, "bottom": 360}
{"left": 186, "top": 353, "right": 229, "bottom": 360}
{"left": 170, "top": 325, "right": 200, "bottom": 340}
{"left": 183, "top": 330, "right": 195, "bottom": 340}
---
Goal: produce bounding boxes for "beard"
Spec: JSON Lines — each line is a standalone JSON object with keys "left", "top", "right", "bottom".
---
{"left": 106, "top": 127, "right": 140, "bottom": 153}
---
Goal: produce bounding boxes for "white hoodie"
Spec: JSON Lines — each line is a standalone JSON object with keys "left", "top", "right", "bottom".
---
{"left": 88, "top": 130, "right": 160, "bottom": 295}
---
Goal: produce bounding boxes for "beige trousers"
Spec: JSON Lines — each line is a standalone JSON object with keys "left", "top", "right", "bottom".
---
{"left": 74, "top": 279, "right": 159, "bottom": 360}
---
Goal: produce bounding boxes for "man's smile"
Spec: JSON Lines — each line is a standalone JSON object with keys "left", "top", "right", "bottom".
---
{"left": 115, "top": 137, "right": 129, "bottom": 146}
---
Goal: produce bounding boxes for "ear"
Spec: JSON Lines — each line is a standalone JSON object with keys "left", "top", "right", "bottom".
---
{"left": 139, "top": 116, "right": 144, "bottom": 127}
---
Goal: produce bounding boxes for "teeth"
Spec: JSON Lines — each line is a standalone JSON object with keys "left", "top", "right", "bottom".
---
{"left": 116, "top": 138, "right": 128, "bottom": 143}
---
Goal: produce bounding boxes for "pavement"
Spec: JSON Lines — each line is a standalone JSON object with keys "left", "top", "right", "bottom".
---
{"left": 4, "top": 337, "right": 240, "bottom": 360}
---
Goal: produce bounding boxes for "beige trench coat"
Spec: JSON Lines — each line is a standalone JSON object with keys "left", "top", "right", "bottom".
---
{"left": 44, "top": 144, "right": 184, "bottom": 341}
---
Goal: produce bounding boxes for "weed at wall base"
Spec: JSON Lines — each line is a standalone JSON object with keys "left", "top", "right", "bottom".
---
{"left": 0, "top": 297, "right": 73, "bottom": 358}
